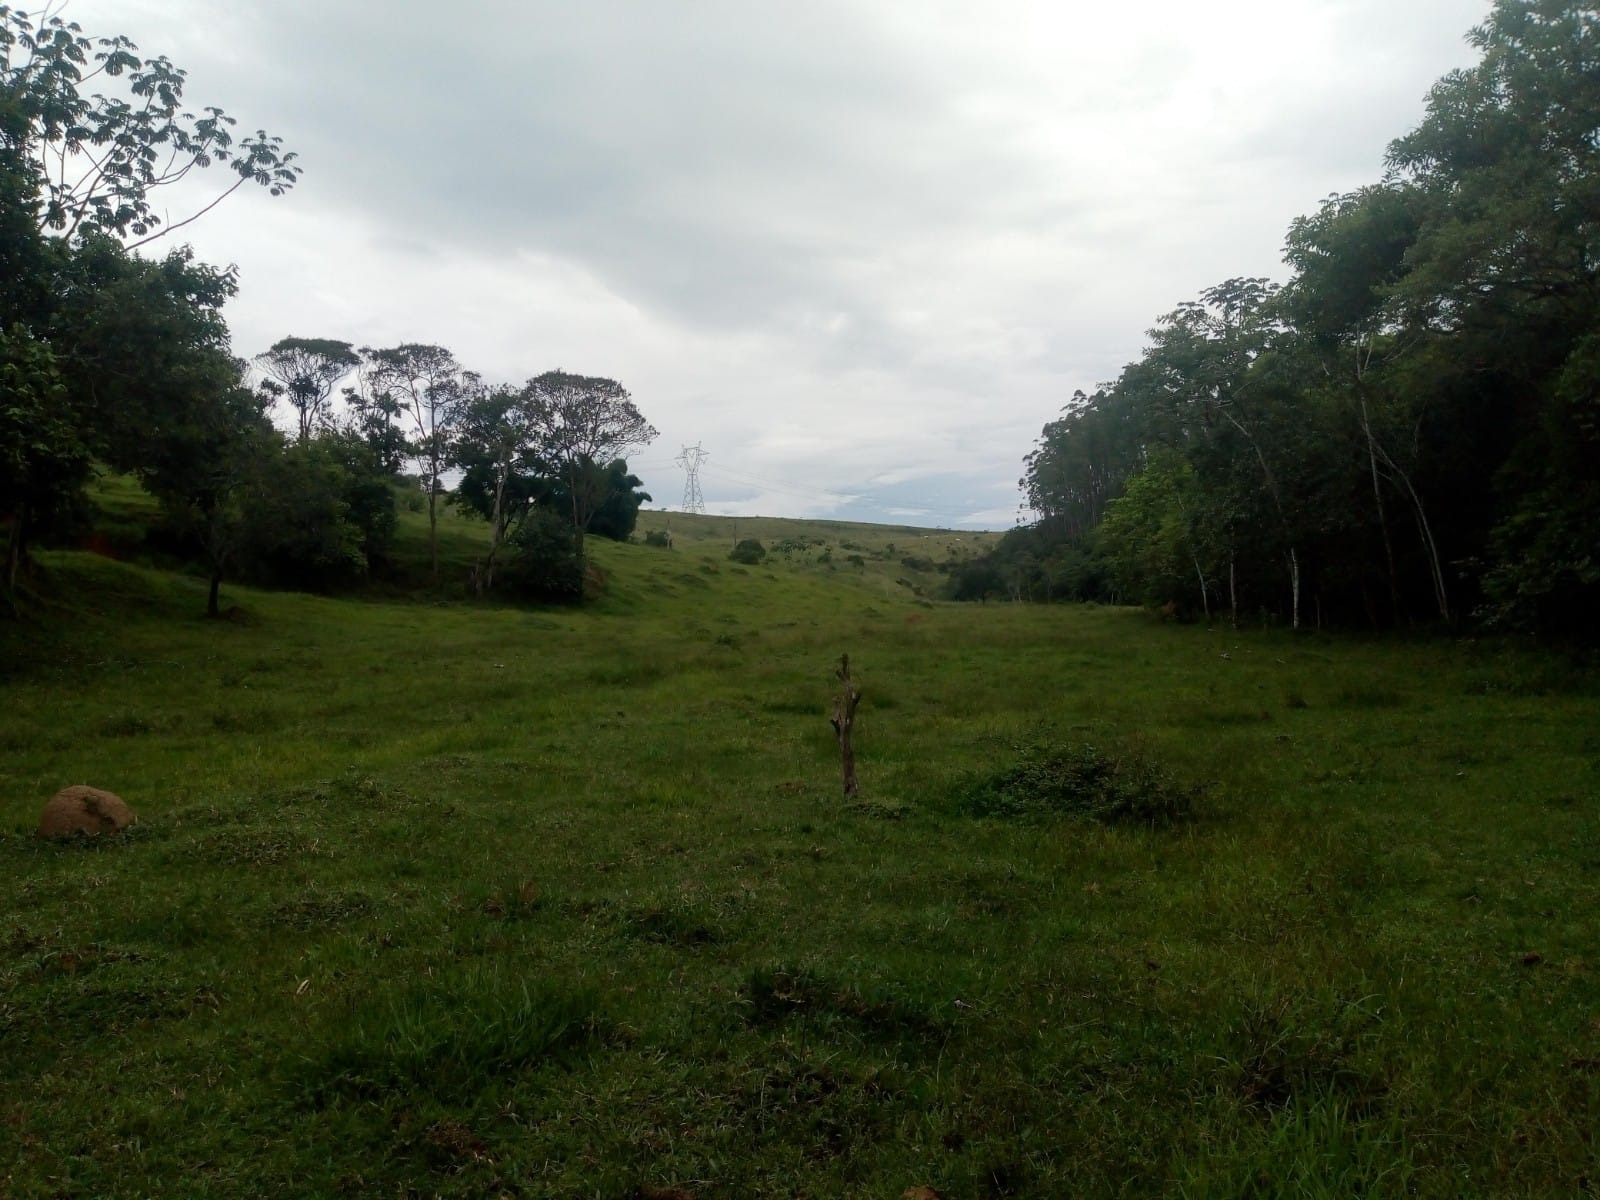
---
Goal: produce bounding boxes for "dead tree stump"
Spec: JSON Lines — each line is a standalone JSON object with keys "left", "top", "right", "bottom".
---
{"left": 830, "top": 653, "right": 862, "bottom": 797}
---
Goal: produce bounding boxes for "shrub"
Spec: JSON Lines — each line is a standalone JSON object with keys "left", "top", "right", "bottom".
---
{"left": 729, "top": 538, "right": 766, "bottom": 565}
{"left": 644, "top": 529, "right": 672, "bottom": 548}
{"left": 957, "top": 731, "right": 1203, "bottom": 826}
{"left": 499, "top": 510, "right": 584, "bottom": 603}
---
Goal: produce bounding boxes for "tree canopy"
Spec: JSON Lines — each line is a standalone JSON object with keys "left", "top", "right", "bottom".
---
{"left": 1004, "top": 0, "right": 1600, "bottom": 636}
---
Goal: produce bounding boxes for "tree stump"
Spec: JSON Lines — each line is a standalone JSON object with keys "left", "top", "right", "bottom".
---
{"left": 830, "top": 654, "right": 862, "bottom": 797}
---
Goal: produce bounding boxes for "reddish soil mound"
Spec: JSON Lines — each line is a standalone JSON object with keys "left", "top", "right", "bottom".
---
{"left": 38, "top": 785, "right": 135, "bottom": 838}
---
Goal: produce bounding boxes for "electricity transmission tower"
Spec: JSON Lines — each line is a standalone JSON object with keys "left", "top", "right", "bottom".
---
{"left": 675, "top": 442, "right": 708, "bottom": 513}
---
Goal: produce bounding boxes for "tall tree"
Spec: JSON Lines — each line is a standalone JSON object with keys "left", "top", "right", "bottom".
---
{"left": 522, "top": 371, "right": 658, "bottom": 563}
{"left": 362, "top": 343, "right": 473, "bottom": 582}
{"left": 254, "top": 337, "right": 359, "bottom": 442}
{"left": 451, "top": 384, "right": 546, "bottom": 592}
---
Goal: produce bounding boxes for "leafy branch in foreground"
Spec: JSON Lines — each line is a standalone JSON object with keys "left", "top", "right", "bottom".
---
{"left": 1, "top": 3, "right": 300, "bottom": 246}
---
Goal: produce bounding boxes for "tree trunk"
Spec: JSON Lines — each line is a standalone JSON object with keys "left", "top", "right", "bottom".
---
{"left": 1359, "top": 393, "right": 1401, "bottom": 624}
{"left": 427, "top": 485, "right": 439, "bottom": 584}
{"left": 207, "top": 567, "right": 222, "bottom": 618}
{"left": 830, "top": 654, "right": 862, "bottom": 798}
{"left": 484, "top": 455, "right": 510, "bottom": 593}
{"left": 4, "top": 502, "right": 26, "bottom": 596}
{"left": 1376, "top": 443, "right": 1451, "bottom": 624}
{"left": 1192, "top": 554, "right": 1209, "bottom": 620}
{"left": 1228, "top": 549, "right": 1238, "bottom": 631}
{"left": 1288, "top": 546, "right": 1301, "bottom": 631}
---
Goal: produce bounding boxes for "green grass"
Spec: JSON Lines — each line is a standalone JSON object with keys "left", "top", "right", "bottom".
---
{"left": 2, "top": 519, "right": 1598, "bottom": 1197}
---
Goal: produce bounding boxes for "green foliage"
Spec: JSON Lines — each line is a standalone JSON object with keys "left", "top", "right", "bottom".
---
{"left": 1011, "top": 0, "right": 1600, "bottom": 637}
{"left": 254, "top": 337, "right": 359, "bottom": 441}
{"left": 958, "top": 730, "right": 1203, "bottom": 826}
{"left": 729, "top": 537, "right": 767, "bottom": 564}
{"left": 0, "top": 323, "right": 81, "bottom": 552}
{"left": 235, "top": 439, "right": 369, "bottom": 592}
{"left": 0, "top": 4, "right": 299, "bottom": 244}
{"left": 498, "top": 509, "right": 584, "bottom": 602}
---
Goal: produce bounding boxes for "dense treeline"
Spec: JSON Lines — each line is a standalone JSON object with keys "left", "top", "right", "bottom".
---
{"left": 983, "top": 0, "right": 1598, "bottom": 636}
{"left": 0, "top": 7, "right": 653, "bottom": 615}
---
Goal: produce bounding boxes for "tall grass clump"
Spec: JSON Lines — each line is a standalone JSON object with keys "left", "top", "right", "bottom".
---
{"left": 957, "top": 729, "right": 1204, "bottom": 826}
{"left": 304, "top": 969, "right": 603, "bottom": 1104}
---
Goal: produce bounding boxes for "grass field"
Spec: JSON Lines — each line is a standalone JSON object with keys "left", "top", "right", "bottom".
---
{"left": 2, "top": 502, "right": 1598, "bottom": 1197}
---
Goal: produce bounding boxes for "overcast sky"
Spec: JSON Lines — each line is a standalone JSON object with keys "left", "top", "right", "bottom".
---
{"left": 87, "top": 0, "right": 1490, "bottom": 527}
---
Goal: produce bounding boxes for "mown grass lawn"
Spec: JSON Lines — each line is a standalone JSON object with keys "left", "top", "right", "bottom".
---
{"left": 2, "top": 526, "right": 1597, "bottom": 1198}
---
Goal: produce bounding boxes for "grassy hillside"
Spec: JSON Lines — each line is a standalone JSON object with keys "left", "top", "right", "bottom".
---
{"left": 1, "top": 533, "right": 1597, "bottom": 1197}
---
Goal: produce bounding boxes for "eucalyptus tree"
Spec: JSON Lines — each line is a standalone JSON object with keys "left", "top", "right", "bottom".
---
{"left": 1140, "top": 278, "right": 1318, "bottom": 627}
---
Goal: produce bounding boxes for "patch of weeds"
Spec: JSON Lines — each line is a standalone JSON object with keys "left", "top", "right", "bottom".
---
{"left": 1172, "top": 1094, "right": 1417, "bottom": 1198}
{"left": 475, "top": 877, "right": 546, "bottom": 921}
{"left": 3, "top": 930, "right": 147, "bottom": 980}
{"left": 1335, "top": 684, "right": 1406, "bottom": 709}
{"left": 956, "top": 730, "right": 1204, "bottom": 826}
{"left": 331, "top": 772, "right": 417, "bottom": 810}
{"left": 623, "top": 904, "right": 720, "bottom": 948}
{"left": 267, "top": 888, "right": 373, "bottom": 930}
{"left": 1220, "top": 989, "right": 1388, "bottom": 1114}
{"left": 209, "top": 707, "right": 278, "bottom": 734}
{"left": 729, "top": 1049, "right": 901, "bottom": 1157}
{"left": 845, "top": 798, "right": 908, "bottom": 820}
{"left": 587, "top": 658, "right": 671, "bottom": 687}
{"left": 1462, "top": 649, "right": 1600, "bottom": 697}
{"left": 38, "top": 973, "right": 222, "bottom": 1034}
{"left": 302, "top": 969, "right": 604, "bottom": 1105}
{"left": 741, "top": 965, "right": 946, "bottom": 1041}
{"left": 1284, "top": 687, "right": 1310, "bottom": 710}
{"left": 96, "top": 711, "right": 168, "bottom": 737}
{"left": 198, "top": 826, "right": 315, "bottom": 866}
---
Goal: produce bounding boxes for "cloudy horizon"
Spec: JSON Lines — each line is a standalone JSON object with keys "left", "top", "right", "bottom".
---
{"left": 86, "top": 0, "right": 1490, "bottom": 528}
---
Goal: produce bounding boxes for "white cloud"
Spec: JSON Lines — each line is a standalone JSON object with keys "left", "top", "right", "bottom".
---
{"left": 88, "top": 0, "right": 1490, "bottom": 525}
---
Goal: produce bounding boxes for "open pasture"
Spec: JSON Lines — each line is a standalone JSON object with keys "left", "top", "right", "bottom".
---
{"left": 2, "top": 527, "right": 1597, "bottom": 1198}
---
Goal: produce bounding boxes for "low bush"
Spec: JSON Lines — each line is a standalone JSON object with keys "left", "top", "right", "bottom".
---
{"left": 729, "top": 538, "right": 766, "bottom": 565}
{"left": 957, "top": 730, "right": 1203, "bottom": 826}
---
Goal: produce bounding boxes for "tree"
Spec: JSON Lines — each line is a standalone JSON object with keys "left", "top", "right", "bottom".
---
{"left": 254, "top": 337, "right": 359, "bottom": 442}
{"left": 0, "top": 322, "right": 78, "bottom": 597}
{"left": 1, "top": 4, "right": 297, "bottom": 610}
{"left": 1097, "top": 450, "right": 1213, "bottom": 614}
{"left": 451, "top": 383, "right": 546, "bottom": 591}
{"left": 1384, "top": 0, "right": 1600, "bottom": 631}
{"left": 522, "top": 370, "right": 657, "bottom": 563}
{"left": 0, "top": 4, "right": 299, "bottom": 247}
{"left": 551, "top": 459, "right": 651, "bottom": 543}
{"left": 142, "top": 369, "right": 274, "bottom": 617}
{"left": 362, "top": 343, "right": 473, "bottom": 583}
